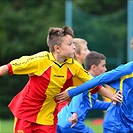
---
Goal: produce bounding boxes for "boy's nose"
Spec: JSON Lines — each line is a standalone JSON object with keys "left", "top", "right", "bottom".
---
{"left": 73, "top": 43, "right": 76, "bottom": 49}
{"left": 87, "top": 49, "right": 90, "bottom": 54}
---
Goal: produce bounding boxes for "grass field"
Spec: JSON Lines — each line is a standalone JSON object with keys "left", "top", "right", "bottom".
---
{"left": 0, "top": 119, "right": 103, "bottom": 133}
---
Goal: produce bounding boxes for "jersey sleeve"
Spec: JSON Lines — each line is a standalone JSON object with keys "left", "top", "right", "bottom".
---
{"left": 90, "top": 86, "right": 102, "bottom": 94}
{"left": 8, "top": 51, "right": 48, "bottom": 76}
{"left": 92, "top": 100, "right": 111, "bottom": 110}
{"left": 73, "top": 60, "right": 93, "bottom": 82}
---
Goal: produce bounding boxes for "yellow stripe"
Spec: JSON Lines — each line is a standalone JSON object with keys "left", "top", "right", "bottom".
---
{"left": 36, "top": 98, "right": 56, "bottom": 125}
{"left": 88, "top": 91, "right": 92, "bottom": 107}
{"left": 120, "top": 72, "right": 133, "bottom": 92}
{"left": 13, "top": 117, "right": 17, "bottom": 133}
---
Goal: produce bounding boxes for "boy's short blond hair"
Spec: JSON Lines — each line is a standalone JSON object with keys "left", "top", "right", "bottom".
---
{"left": 47, "top": 26, "right": 74, "bottom": 52}
{"left": 73, "top": 38, "right": 87, "bottom": 54}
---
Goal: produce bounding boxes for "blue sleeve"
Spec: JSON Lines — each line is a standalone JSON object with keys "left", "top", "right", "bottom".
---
{"left": 68, "top": 62, "right": 133, "bottom": 97}
{"left": 92, "top": 100, "right": 111, "bottom": 110}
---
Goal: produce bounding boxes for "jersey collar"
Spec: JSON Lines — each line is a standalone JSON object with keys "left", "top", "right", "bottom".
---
{"left": 48, "top": 52, "right": 74, "bottom": 64}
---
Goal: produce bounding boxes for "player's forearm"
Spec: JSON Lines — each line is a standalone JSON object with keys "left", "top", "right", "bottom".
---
{"left": 98, "top": 87, "right": 113, "bottom": 101}
{"left": 98, "top": 87, "right": 122, "bottom": 104}
{"left": 92, "top": 100, "right": 111, "bottom": 110}
{"left": 0, "top": 65, "right": 9, "bottom": 76}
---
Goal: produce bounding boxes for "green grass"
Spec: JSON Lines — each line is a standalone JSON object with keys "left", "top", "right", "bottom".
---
{"left": 0, "top": 119, "right": 103, "bottom": 133}
{"left": 0, "top": 119, "right": 13, "bottom": 133}
{"left": 85, "top": 119, "right": 103, "bottom": 133}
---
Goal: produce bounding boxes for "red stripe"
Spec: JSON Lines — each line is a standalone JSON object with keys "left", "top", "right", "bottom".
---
{"left": 7, "top": 63, "right": 13, "bottom": 75}
{"left": 61, "top": 68, "right": 73, "bottom": 92}
{"left": 90, "top": 85, "right": 102, "bottom": 94}
{"left": 57, "top": 101, "right": 68, "bottom": 112}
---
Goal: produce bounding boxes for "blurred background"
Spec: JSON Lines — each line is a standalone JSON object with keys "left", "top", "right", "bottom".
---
{"left": 0, "top": 0, "right": 132, "bottom": 132}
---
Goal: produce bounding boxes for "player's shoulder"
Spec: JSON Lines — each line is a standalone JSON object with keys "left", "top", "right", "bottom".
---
{"left": 32, "top": 51, "right": 49, "bottom": 59}
{"left": 119, "top": 61, "right": 133, "bottom": 67}
{"left": 120, "top": 61, "right": 133, "bottom": 71}
{"left": 125, "top": 61, "right": 133, "bottom": 73}
{"left": 126, "top": 61, "right": 133, "bottom": 67}
{"left": 114, "top": 61, "right": 133, "bottom": 76}
{"left": 66, "top": 58, "right": 82, "bottom": 67}
{"left": 34, "top": 51, "right": 49, "bottom": 56}
{"left": 73, "top": 59, "right": 83, "bottom": 67}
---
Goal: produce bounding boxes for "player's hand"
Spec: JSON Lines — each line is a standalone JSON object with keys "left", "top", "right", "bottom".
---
{"left": 69, "top": 113, "right": 78, "bottom": 128}
{"left": 54, "top": 90, "right": 71, "bottom": 103}
{"left": 112, "top": 90, "right": 123, "bottom": 105}
{"left": 67, "top": 97, "right": 72, "bottom": 105}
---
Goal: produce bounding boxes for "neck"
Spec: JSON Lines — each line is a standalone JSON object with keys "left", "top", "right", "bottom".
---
{"left": 76, "top": 59, "right": 83, "bottom": 64}
{"left": 88, "top": 70, "right": 96, "bottom": 77}
{"left": 53, "top": 53, "right": 66, "bottom": 64}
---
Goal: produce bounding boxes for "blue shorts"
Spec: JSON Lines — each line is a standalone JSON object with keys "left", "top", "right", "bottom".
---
{"left": 56, "top": 125, "right": 94, "bottom": 133}
{"left": 103, "top": 128, "right": 133, "bottom": 133}
{"left": 56, "top": 125, "right": 75, "bottom": 133}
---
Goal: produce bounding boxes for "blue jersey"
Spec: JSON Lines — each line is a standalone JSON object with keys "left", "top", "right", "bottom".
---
{"left": 57, "top": 91, "right": 110, "bottom": 133}
{"left": 68, "top": 61, "right": 133, "bottom": 132}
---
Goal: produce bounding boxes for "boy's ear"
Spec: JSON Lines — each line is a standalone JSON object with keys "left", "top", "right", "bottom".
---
{"left": 74, "top": 52, "right": 80, "bottom": 58}
{"left": 54, "top": 45, "right": 60, "bottom": 52}
{"left": 91, "top": 65, "right": 96, "bottom": 70}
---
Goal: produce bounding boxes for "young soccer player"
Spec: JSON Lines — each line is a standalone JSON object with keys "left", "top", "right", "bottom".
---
{"left": 57, "top": 51, "right": 121, "bottom": 133}
{"left": 0, "top": 26, "right": 89, "bottom": 133}
{"left": 55, "top": 38, "right": 133, "bottom": 133}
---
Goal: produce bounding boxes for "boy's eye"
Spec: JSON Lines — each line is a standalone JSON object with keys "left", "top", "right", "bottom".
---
{"left": 68, "top": 42, "right": 72, "bottom": 45}
{"left": 84, "top": 48, "right": 88, "bottom": 51}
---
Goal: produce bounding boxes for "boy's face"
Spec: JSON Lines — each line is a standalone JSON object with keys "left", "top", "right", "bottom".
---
{"left": 58, "top": 35, "right": 75, "bottom": 58}
{"left": 93, "top": 59, "right": 107, "bottom": 76}
{"left": 78, "top": 43, "right": 90, "bottom": 64}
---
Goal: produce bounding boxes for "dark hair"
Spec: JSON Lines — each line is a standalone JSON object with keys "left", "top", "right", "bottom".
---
{"left": 47, "top": 26, "right": 74, "bottom": 52}
{"left": 84, "top": 51, "right": 106, "bottom": 71}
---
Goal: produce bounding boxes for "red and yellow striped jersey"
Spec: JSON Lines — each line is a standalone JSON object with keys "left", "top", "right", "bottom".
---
{"left": 7, "top": 51, "right": 93, "bottom": 125}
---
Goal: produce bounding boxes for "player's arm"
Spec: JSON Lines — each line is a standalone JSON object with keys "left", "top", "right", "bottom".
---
{"left": 98, "top": 87, "right": 122, "bottom": 104}
{"left": 67, "top": 63, "right": 131, "bottom": 97}
{"left": 0, "top": 65, "right": 9, "bottom": 76}
{"left": 92, "top": 100, "right": 111, "bottom": 110}
{"left": 93, "top": 90, "right": 122, "bottom": 110}
{"left": 55, "top": 86, "right": 122, "bottom": 104}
